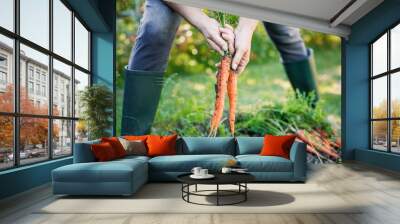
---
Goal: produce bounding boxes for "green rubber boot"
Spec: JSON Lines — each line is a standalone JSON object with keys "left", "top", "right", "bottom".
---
{"left": 121, "top": 68, "right": 164, "bottom": 135}
{"left": 283, "top": 49, "right": 319, "bottom": 104}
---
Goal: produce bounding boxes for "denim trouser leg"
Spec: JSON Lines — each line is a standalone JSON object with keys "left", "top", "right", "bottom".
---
{"left": 122, "top": 0, "right": 181, "bottom": 135}
{"left": 263, "top": 22, "right": 308, "bottom": 63}
{"left": 128, "top": 0, "right": 181, "bottom": 72}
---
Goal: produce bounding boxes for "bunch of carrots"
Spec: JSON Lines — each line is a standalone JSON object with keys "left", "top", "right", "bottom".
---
{"left": 296, "top": 129, "right": 341, "bottom": 162}
{"left": 209, "top": 56, "right": 237, "bottom": 137}
{"left": 208, "top": 13, "right": 238, "bottom": 137}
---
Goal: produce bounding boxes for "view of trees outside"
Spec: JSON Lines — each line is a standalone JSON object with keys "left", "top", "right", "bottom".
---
{"left": 0, "top": 86, "right": 63, "bottom": 168}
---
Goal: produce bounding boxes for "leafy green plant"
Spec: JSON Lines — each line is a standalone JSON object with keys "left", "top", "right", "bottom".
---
{"left": 80, "top": 84, "right": 113, "bottom": 140}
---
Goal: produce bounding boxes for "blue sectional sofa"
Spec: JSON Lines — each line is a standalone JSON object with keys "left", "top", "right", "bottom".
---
{"left": 52, "top": 137, "right": 306, "bottom": 196}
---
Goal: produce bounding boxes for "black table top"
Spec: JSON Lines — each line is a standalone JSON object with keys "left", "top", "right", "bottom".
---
{"left": 177, "top": 172, "right": 255, "bottom": 185}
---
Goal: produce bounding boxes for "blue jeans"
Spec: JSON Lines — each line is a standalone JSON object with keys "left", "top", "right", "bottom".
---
{"left": 128, "top": 0, "right": 308, "bottom": 72}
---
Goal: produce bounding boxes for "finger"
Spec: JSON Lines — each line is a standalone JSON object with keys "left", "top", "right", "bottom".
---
{"left": 221, "top": 33, "right": 235, "bottom": 54}
{"left": 237, "top": 51, "right": 250, "bottom": 74}
{"left": 224, "top": 24, "right": 234, "bottom": 31}
{"left": 207, "top": 39, "right": 224, "bottom": 56}
{"left": 231, "top": 48, "right": 244, "bottom": 70}
{"left": 210, "top": 33, "right": 228, "bottom": 52}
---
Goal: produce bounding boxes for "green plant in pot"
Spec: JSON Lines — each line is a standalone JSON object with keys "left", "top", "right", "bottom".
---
{"left": 79, "top": 84, "right": 113, "bottom": 140}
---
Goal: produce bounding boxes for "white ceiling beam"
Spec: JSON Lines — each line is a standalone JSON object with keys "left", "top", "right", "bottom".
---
{"left": 330, "top": 0, "right": 368, "bottom": 27}
{"left": 165, "top": 0, "right": 351, "bottom": 37}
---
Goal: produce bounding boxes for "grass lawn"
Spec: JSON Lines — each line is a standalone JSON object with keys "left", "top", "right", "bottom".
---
{"left": 116, "top": 48, "right": 341, "bottom": 135}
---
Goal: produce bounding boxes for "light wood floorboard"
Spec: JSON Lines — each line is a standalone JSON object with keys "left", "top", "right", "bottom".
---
{"left": 1, "top": 162, "right": 400, "bottom": 224}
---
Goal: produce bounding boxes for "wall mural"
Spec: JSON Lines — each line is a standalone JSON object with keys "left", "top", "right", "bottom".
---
{"left": 116, "top": 0, "right": 341, "bottom": 163}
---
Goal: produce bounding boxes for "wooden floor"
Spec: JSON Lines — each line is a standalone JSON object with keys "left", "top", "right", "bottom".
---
{"left": 1, "top": 162, "right": 400, "bottom": 224}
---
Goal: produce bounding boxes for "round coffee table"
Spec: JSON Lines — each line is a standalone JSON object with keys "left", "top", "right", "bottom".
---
{"left": 177, "top": 173, "right": 255, "bottom": 206}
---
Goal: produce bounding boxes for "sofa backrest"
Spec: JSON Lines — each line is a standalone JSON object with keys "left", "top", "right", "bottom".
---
{"left": 177, "top": 137, "right": 235, "bottom": 155}
{"left": 74, "top": 139, "right": 100, "bottom": 163}
{"left": 236, "top": 137, "right": 264, "bottom": 155}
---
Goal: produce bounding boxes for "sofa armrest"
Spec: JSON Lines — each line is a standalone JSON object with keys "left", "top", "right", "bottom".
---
{"left": 289, "top": 141, "right": 307, "bottom": 181}
{"left": 73, "top": 140, "right": 100, "bottom": 163}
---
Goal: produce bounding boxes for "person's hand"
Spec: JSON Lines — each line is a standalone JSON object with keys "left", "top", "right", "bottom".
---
{"left": 197, "top": 17, "right": 229, "bottom": 56}
{"left": 220, "top": 19, "right": 257, "bottom": 74}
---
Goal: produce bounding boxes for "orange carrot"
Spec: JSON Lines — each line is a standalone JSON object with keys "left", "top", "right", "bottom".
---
{"left": 209, "top": 56, "right": 231, "bottom": 136}
{"left": 227, "top": 70, "right": 237, "bottom": 136}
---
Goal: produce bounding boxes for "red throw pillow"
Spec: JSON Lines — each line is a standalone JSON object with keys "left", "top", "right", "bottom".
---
{"left": 91, "top": 142, "right": 117, "bottom": 161}
{"left": 259, "top": 134, "right": 296, "bottom": 159}
{"left": 146, "top": 134, "right": 177, "bottom": 157}
{"left": 101, "top": 137, "right": 126, "bottom": 158}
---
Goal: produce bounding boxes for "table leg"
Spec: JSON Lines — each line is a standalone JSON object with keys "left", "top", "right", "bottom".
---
{"left": 195, "top": 184, "right": 198, "bottom": 192}
{"left": 245, "top": 183, "right": 247, "bottom": 201}
{"left": 217, "top": 184, "right": 219, "bottom": 206}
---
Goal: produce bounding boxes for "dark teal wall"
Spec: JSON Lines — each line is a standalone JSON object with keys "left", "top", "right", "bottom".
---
{"left": 0, "top": 158, "right": 72, "bottom": 199}
{"left": 343, "top": 0, "right": 400, "bottom": 171}
{"left": 0, "top": 0, "right": 115, "bottom": 200}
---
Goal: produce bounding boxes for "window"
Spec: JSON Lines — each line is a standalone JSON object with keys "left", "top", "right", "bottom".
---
{"left": 0, "top": 0, "right": 14, "bottom": 32}
{"left": 371, "top": 23, "right": 400, "bottom": 154}
{"left": 74, "top": 18, "right": 90, "bottom": 70}
{"left": 20, "top": 0, "right": 49, "bottom": 48}
{"left": 0, "top": 0, "right": 91, "bottom": 170}
{"left": 0, "top": 35, "right": 14, "bottom": 113}
{"left": 28, "top": 81, "right": 34, "bottom": 94}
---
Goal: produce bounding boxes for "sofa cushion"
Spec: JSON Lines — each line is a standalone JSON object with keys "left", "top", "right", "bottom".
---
{"left": 149, "top": 154, "right": 235, "bottom": 172}
{"left": 178, "top": 137, "right": 235, "bottom": 155}
{"left": 91, "top": 142, "right": 118, "bottom": 161}
{"left": 236, "top": 155, "right": 293, "bottom": 172}
{"left": 53, "top": 158, "right": 147, "bottom": 183}
{"left": 236, "top": 137, "right": 264, "bottom": 155}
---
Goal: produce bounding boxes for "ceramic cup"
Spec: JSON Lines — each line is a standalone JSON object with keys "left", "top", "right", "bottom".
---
{"left": 221, "top": 167, "right": 232, "bottom": 174}
{"left": 191, "top": 167, "right": 202, "bottom": 176}
{"left": 200, "top": 169, "right": 208, "bottom": 176}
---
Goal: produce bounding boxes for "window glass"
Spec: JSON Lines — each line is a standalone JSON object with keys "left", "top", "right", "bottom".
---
{"left": 372, "top": 33, "right": 387, "bottom": 76}
{"left": 391, "top": 72, "right": 400, "bottom": 118}
{"left": 391, "top": 24, "right": 400, "bottom": 70}
{"left": 19, "top": 117, "right": 49, "bottom": 165}
{"left": 53, "top": 119, "right": 72, "bottom": 157}
{"left": 0, "top": 35, "right": 14, "bottom": 112}
{"left": 20, "top": 0, "right": 49, "bottom": 49}
{"left": 53, "top": 59, "right": 72, "bottom": 117}
{"left": 20, "top": 44, "right": 49, "bottom": 115}
{"left": 74, "top": 18, "right": 89, "bottom": 69}
{"left": 372, "top": 76, "right": 387, "bottom": 119}
{"left": 0, "top": 0, "right": 14, "bottom": 31}
{"left": 74, "top": 69, "right": 89, "bottom": 118}
{"left": 75, "top": 120, "right": 88, "bottom": 143}
{"left": 372, "top": 121, "right": 388, "bottom": 151}
{"left": 391, "top": 120, "right": 400, "bottom": 153}
{"left": 0, "top": 116, "right": 14, "bottom": 170}
{"left": 53, "top": 0, "right": 72, "bottom": 60}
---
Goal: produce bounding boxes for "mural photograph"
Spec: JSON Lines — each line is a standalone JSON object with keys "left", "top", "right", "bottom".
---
{"left": 116, "top": 0, "right": 342, "bottom": 163}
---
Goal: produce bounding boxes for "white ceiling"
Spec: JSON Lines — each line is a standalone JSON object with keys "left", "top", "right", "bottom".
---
{"left": 165, "top": 0, "right": 384, "bottom": 37}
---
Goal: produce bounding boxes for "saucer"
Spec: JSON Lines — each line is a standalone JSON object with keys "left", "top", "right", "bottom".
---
{"left": 190, "top": 174, "right": 215, "bottom": 179}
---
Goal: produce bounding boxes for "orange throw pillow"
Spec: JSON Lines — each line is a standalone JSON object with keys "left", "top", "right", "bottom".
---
{"left": 101, "top": 137, "right": 126, "bottom": 158}
{"left": 123, "top": 135, "right": 148, "bottom": 141}
{"left": 91, "top": 142, "right": 117, "bottom": 161}
{"left": 146, "top": 134, "right": 177, "bottom": 157}
{"left": 260, "top": 134, "right": 296, "bottom": 159}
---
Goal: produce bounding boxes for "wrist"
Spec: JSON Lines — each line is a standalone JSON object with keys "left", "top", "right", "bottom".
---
{"left": 192, "top": 14, "right": 211, "bottom": 33}
{"left": 237, "top": 18, "right": 258, "bottom": 33}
